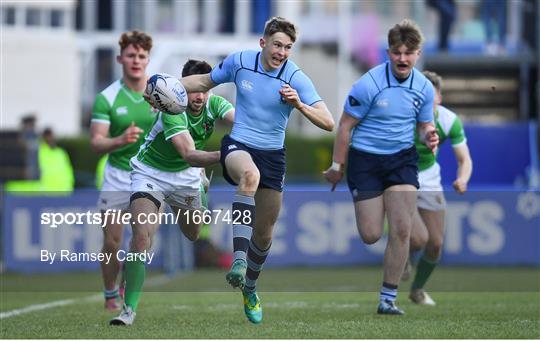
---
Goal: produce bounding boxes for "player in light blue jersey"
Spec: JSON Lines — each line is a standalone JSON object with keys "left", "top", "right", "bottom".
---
{"left": 174, "top": 16, "right": 335, "bottom": 324}
{"left": 324, "top": 19, "right": 439, "bottom": 315}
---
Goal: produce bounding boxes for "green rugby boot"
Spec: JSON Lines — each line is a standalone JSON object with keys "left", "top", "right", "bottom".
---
{"left": 242, "top": 290, "right": 262, "bottom": 324}
{"left": 225, "top": 259, "right": 247, "bottom": 289}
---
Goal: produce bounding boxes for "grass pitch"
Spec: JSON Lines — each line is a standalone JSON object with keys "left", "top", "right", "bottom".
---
{"left": 1, "top": 267, "right": 539, "bottom": 339}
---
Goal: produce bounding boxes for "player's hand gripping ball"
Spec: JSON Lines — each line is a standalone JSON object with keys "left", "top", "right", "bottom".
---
{"left": 145, "top": 73, "right": 188, "bottom": 115}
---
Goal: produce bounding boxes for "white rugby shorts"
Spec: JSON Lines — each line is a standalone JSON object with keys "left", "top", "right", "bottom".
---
{"left": 97, "top": 161, "right": 132, "bottom": 211}
{"left": 130, "top": 157, "right": 202, "bottom": 210}
{"left": 417, "top": 162, "right": 446, "bottom": 211}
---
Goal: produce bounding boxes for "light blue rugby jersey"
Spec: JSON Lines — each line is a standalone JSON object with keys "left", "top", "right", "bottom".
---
{"left": 211, "top": 50, "right": 322, "bottom": 150}
{"left": 344, "top": 62, "right": 434, "bottom": 155}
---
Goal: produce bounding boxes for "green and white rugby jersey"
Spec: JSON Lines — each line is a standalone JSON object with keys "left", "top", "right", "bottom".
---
{"left": 91, "top": 79, "right": 155, "bottom": 171}
{"left": 416, "top": 105, "right": 467, "bottom": 171}
{"left": 137, "top": 94, "right": 233, "bottom": 172}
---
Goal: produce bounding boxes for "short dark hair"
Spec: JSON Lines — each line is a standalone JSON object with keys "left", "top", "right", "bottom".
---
{"left": 387, "top": 19, "right": 424, "bottom": 50}
{"left": 182, "top": 59, "right": 212, "bottom": 77}
{"left": 21, "top": 114, "right": 36, "bottom": 125}
{"left": 42, "top": 127, "right": 53, "bottom": 137}
{"left": 263, "top": 16, "right": 297, "bottom": 42}
{"left": 118, "top": 30, "right": 153, "bottom": 53}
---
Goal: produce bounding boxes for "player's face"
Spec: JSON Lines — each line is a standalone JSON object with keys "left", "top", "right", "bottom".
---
{"left": 387, "top": 44, "right": 420, "bottom": 79}
{"left": 187, "top": 91, "right": 209, "bottom": 115}
{"left": 117, "top": 44, "right": 149, "bottom": 81}
{"left": 260, "top": 32, "right": 294, "bottom": 71}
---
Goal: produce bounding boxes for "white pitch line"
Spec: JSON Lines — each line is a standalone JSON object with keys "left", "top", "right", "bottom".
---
{"left": 0, "top": 274, "right": 171, "bottom": 320}
{"left": 0, "top": 299, "right": 75, "bottom": 319}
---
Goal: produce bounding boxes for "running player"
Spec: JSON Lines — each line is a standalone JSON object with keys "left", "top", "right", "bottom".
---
{"left": 170, "top": 17, "right": 334, "bottom": 324}
{"left": 407, "top": 70, "right": 472, "bottom": 305}
{"left": 323, "top": 19, "right": 439, "bottom": 315}
{"left": 90, "top": 30, "right": 155, "bottom": 311}
{"left": 110, "top": 59, "right": 234, "bottom": 326}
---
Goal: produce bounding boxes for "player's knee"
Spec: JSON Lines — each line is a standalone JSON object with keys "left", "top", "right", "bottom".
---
{"left": 360, "top": 230, "right": 381, "bottom": 245}
{"left": 102, "top": 236, "right": 122, "bottom": 253}
{"left": 240, "top": 169, "right": 260, "bottom": 191}
{"left": 427, "top": 238, "right": 443, "bottom": 257}
{"left": 131, "top": 234, "right": 151, "bottom": 252}
{"left": 395, "top": 228, "right": 411, "bottom": 242}
{"left": 411, "top": 232, "right": 428, "bottom": 250}
{"left": 389, "top": 218, "right": 412, "bottom": 241}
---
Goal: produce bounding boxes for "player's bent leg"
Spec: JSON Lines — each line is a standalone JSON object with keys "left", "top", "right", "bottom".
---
{"left": 173, "top": 206, "right": 201, "bottom": 242}
{"left": 100, "top": 216, "right": 124, "bottom": 312}
{"left": 224, "top": 151, "right": 259, "bottom": 288}
{"left": 110, "top": 194, "right": 161, "bottom": 326}
{"left": 402, "top": 209, "right": 429, "bottom": 281}
{"left": 410, "top": 209, "right": 429, "bottom": 252}
{"left": 353, "top": 196, "right": 385, "bottom": 244}
{"left": 420, "top": 208, "right": 445, "bottom": 260}
{"left": 410, "top": 208, "right": 445, "bottom": 306}
{"left": 225, "top": 150, "right": 260, "bottom": 193}
{"left": 238, "top": 189, "right": 282, "bottom": 324}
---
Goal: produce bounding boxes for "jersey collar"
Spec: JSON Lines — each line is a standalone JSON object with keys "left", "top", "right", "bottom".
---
{"left": 256, "top": 51, "right": 288, "bottom": 79}
{"left": 385, "top": 62, "right": 415, "bottom": 89}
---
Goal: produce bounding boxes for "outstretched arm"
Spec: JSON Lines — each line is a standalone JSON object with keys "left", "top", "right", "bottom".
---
{"left": 171, "top": 132, "right": 220, "bottom": 167}
{"left": 280, "top": 84, "right": 334, "bottom": 131}
{"left": 180, "top": 74, "right": 216, "bottom": 93}
{"left": 452, "top": 144, "right": 473, "bottom": 194}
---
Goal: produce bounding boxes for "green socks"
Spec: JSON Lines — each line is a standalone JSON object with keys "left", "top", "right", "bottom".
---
{"left": 411, "top": 254, "right": 438, "bottom": 291}
{"left": 124, "top": 255, "right": 146, "bottom": 311}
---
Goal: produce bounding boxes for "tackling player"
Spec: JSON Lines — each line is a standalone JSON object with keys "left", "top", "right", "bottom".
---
{"left": 110, "top": 60, "right": 234, "bottom": 326}
{"left": 90, "top": 30, "right": 156, "bottom": 311}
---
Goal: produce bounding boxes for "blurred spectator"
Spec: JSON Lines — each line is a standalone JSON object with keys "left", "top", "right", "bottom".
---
{"left": 426, "top": 0, "right": 456, "bottom": 52}
{"left": 39, "top": 128, "right": 75, "bottom": 192}
{"left": 481, "top": 0, "right": 507, "bottom": 55}
{"left": 20, "top": 114, "right": 40, "bottom": 180}
{"left": 5, "top": 127, "right": 74, "bottom": 193}
{"left": 351, "top": 14, "right": 382, "bottom": 68}
{"left": 95, "top": 154, "right": 108, "bottom": 189}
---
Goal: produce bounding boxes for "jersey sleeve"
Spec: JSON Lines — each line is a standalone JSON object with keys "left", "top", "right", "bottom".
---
{"left": 209, "top": 95, "right": 234, "bottom": 120}
{"left": 162, "top": 112, "right": 189, "bottom": 140}
{"left": 91, "top": 94, "right": 111, "bottom": 124}
{"left": 210, "top": 52, "right": 240, "bottom": 85}
{"left": 449, "top": 116, "right": 467, "bottom": 146}
{"left": 289, "top": 70, "right": 322, "bottom": 106}
{"left": 343, "top": 76, "right": 374, "bottom": 120}
{"left": 417, "top": 80, "right": 435, "bottom": 123}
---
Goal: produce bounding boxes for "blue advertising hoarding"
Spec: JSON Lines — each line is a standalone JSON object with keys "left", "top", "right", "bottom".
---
{"left": 3, "top": 188, "right": 537, "bottom": 272}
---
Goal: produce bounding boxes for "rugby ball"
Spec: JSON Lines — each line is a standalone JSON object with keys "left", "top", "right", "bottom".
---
{"left": 145, "top": 73, "right": 188, "bottom": 114}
